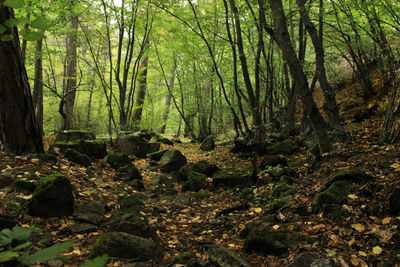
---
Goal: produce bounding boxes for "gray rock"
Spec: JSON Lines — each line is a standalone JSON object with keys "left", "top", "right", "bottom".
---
{"left": 315, "top": 180, "right": 352, "bottom": 211}
{"left": 200, "top": 136, "right": 215, "bottom": 151}
{"left": 286, "top": 252, "right": 319, "bottom": 267}
{"left": 4, "top": 199, "right": 25, "bottom": 217}
{"left": 50, "top": 140, "right": 107, "bottom": 159}
{"left": 160, "top": 251, "right": 200, "bottom": 267}
{"left": 116, "top": 135, "right": 160, "bottom": 158}
{"left": 105, "top": 212, "right": 157, "bottom": 240}
{"left": 29, "top": 174, "right": 74, "bottom": 218}
{"left": 71, "top": 222, "right": 97, "bottom": 234}
{"left": 0, "top": 171, "right": 14, "bottom": 188}
{"left": 74, "top": 201, "right": 106, "bottom": 225}
{"left": 212, "top": 168, "right": 252, "bottom": 188}
{"left": 90, "top": 232, "right": 162, "bottom": 261}
{"left": 182, "top": 172, "right": 207, "bottom": 192}
{"left": 325, "top": 168, "right": 373, "bottom": 189}
{"left": 55, "top": 130, "right": 96, "bottom": 142}
{"left": 208, "top": 246, "right": 251, "bottom": 267}
{"left": 389, "top": 189, "right": 400, "bottom": 216}
{"left": 107, "top": 152, "right": 132, "bottom": 170}
{"left": 260, "top": 155, "right": 288, "bottom": 170}
{"left": 179, "top": 161, "right": 220, "bottom": 181}
{"left": 158, "top": 150, "right": 187, "bottom": 173}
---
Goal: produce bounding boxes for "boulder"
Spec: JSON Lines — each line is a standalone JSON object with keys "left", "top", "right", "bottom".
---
{"left": 161, "top": 252, "right": 199, "bottom": 267}
{"left": 266, "top": 139, "right": 299, "bottom": 155}
{"left": 74, "top": 201, "right": 106, "bottom": 225}
{"left": 260, "top": 155, "right": 288, "bottom": 170}
{"left": 315, "top": 180, "right": 352, "bottom": 211}
{"left": 105, "top": 212, "right": 157, "bottom": 240}
{"left": 29, "top": 173, "right": 74, "bottom": 218}
{"left": 208, "top": 246, "right": 251, "bottom": 267}
{"left": 389, "top": 189, "right": 400, "bottom": 216}
{"left": 212, "top": 168, "right": 252, "bottom": 188}
{"left": 158, "top": 150, "right": 187, "bottom": 172}
{"left": 90, "top": 232, "right": 162, "bottom": 261}
{"left": 118, "top": 195, "right": 145, "bottom": 211}
{"left": 157, "top": 137, "right": 174, "bottom": 146}
{"left": 200, "top": 135, "right": 215, "bottom": 151}
{"left": 115, "top": 164, "right": 143, "bottom": 181}
{"left": 55, "top": 130, "right": 96, "bottom": 142}
{"left": 30, "top": 153, "right": 58, "bottom": 164}
{"left": 182, "top": 172, "right": 207, "bottom": 192}
{"left": 4, "top": 199, "right": 24, "bottom": 217}
{"left": 71, "top": 222, "right": 97, "bottom": 234}
{"left": 11, "top": 178, "right": 36, "bottom": 193}
{"left": 50, "top": 140, "right": 107, "bottom": 159}
{"left": 147, "top": 149, "right": 169, "bottom": 161}
{"left": 286, "top": 252, "right": 334, "bottom": 267}
{"left": 64, "top": 149, "right": 91, "bottom": 167}
{"left": 325, "top": 168, "right": 373, "bottom": 189}
{"left": 179, "top": 161, "right": 220, "bottom": 181}
{"left": 0, "top": 171, "right": 14, "bottom": 189}
{"left": 244, "top": 227, "right": 307, "bottom": 256}
{"left": 107, "top": 152, "right": 132, "bottom": 170}
{"left": 116, "top": 135, "right": 160, "bottom": 158}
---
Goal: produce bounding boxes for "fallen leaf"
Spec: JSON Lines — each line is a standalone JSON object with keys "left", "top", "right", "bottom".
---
{"left": 254, "top": 207, "right": 262, "bottom": 213}
{"left": 372, "top": 246, "right": 383, "bottom": 255}
{"left": 330, "top": 234, "right": 340, "bottom": 243}
{"left": 272, "top": 225, "right": 280, "bottom": 230}
{"left": 358, "top": 251, "right": 367, "bottom": 257}
{"left": 382, "top": 217, "right": 392, "bottom": 225}
{"left": 352, "top": 223, "right": 365, "bottom": 232}
{"left": 348, "top": 194, "right": 358, "bottom": 199}
{"left": 390, "top": 163, "right": 400, "bottom": 169}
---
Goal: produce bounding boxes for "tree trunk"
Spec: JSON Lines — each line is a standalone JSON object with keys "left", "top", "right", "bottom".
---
{"left": 266, "top": 0, "right": 332, "bottom": 153}
{"left": 296, "top": 0, "right": 344, "bottom": 131}
{"left": 132, "top": 56, "right": 149, "bottom": 125}
{"left": 32, "top": 39, "right": 44, "bottom": 134}
{"left": 159, "top": 64, "right": 176, "bottom": 134}
{"left": 62, "top": 16, "right": 79, "bottom": 130}
{"left": 0, "top": 2, "right": 44, "bottom": 154}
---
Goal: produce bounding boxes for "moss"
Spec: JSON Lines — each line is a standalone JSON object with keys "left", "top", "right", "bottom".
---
{"left": 12, "top": 179, "right": 37, "bottom": 193}
{"left": 194, "top": 190, "right": 210, "bottom": 200}
{"left": 107, "top": 152, "right": 131, "bottom": 169}
{"left": 182, "top": 171, "right": 206, "bottom": 192}
{"left": 147, "top": 149, "right": 168, "bottom": 161}
{"left": 268, "top": 199, "right": 285, "bottom": 213}
{"left": 65, "top": 149, "right": 91, "bottom": 167}
{"left": 118, "top": 195, "right": 144, "bottom": 210}
{"left": 212, "top": 168, "right": 253, "bottom": 188}
{"left": 280, "top": 175, "right": 297, "bottom": 185}
{"left": 239, "top": 187, "right": 254, "bottom": 201}
{"left": 117, "top": 164, "right": 142, "bottom": 180}
{"left": 326, "top": 167, "right": 372, "bottom": 188}
{"left": 316, "top": 180, "right": 352, "bottom": 210}
{"left": 266, "top": 139, "right": 299, "bottom": 155}
{"left": 31, "top": 153, "right": 58, "bottom": 164}
{"left": 273, "top": 183, "right": 289, "bottom": 198}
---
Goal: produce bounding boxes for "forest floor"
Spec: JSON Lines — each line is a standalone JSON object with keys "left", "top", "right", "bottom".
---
{"left": 1, "top": 76, "right": 400, "bottom": 266}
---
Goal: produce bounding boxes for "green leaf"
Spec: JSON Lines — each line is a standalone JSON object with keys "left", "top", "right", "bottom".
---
{"left": 0, "top": 229, "right": 13, "bottom": 247}
{"left": 3, "top": 0, "right": 25, "bottom": 9}
{"left": 4, "top": 18, "right": 19, "bottom": 28}
{"left": 0, "top": 25, "right": 6, "bottom": 34}
{"left": 31, "top": 17, "right": 51, "bottom": 30}
{"left": 12, "top": 241, "right": 32, "bottom": 251}
{"left": 19, "top": 241, "right": 73, "bottom": 265}
{"left": 11, "top": 226, "right": 37, "bottom": 243}
{"left": 0, "top": 251, "right": 20, "bottom": 263}
{"left": 79, "top": 254, "right": 109, "bottom": 267}
{"left": 21, "top": 30, "right": 45, "bottom": 41}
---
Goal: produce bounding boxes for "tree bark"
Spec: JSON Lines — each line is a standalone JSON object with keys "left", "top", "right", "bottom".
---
{"left": 32, "top": 39, "right": 43, "bottom": 134}
{"left": 132, "top": 56, "right": 149, "bottom": 125}
{"left": 159, "top": 65, "right": 176, "bottom": 134}
{"left": 62, "top": 16, "right": 79, "bottom": 130}
{"left": 0, "top": 2, "right": 44, "bottom": 154}
{"left": 266, "top": 0, "right": 332, "bottom": 153}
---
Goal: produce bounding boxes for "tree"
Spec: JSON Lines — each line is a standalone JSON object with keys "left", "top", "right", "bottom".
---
{"left": 0, "top": 1, "right": 44, "bottom": 154}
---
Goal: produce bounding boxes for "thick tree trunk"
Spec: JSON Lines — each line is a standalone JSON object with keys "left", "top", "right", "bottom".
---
{"left": 32, "top": 39, "right": 44, "bottom": 134}
{"left": 0, "top": 2, "right": 44, "bottom": 154}
{"left": 159, "top": 64, "right": 176, "bottom": 134}
{"left": 132, "top": 56, "right": 149, "bottom": 125}
{"left": 267, "top": 0, "right": 332, "bottom": 153}
{"left": 62, "top": 17, "right": 78, "bottom": 130}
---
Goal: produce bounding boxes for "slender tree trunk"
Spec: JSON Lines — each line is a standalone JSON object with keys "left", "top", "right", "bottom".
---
{"left": 266, "top": 0, "right": 332, "bottom": 153}
{"left": 0, "top": 2, "right": 44, "bottom": 154}
{"left": 297, "top": 0, "right": 344, "bottom": 131}
{"left": 32, "top": 39, "right": 43, "bottom": 134}
{"left": 62, "top": 17, "right": 79, "bottom": 130}
{"left": 159, "top": 65, "right": 176, "bottom": 134}
{"left": 132, "top": 56, "right": 149, "bottom": 125}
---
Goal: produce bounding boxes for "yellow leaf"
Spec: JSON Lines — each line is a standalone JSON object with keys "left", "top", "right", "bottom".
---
{"left": 382, "top": 217, "right": 392, "bottom": 225}
{"left": 272, "top": 225, "right": 280, "bottom": 230}
{"left": 348, "top": 194, "right": 358, "bottom": 199}
{"left": 372, "top": 246, "right": 383, "bottom": 255}
{"left": 254, "top": 207, "right": 262, "bottom": 213}
{"left": 72, "top": 249, "right": 81, "bottom": 255}
{"left": 358, "top": 251, "right": 367, "bottom": 257}
{"left": 228, "top": 244, "right": 236, "bottom": 248}
{"left": 330, "top": 234, "right": 340, "bottom": 243}
{"left": 352, "top": 223, "right": 365, "bottom": 232}
{"left": 31, "top": 158, "right": 39, "bottom": 163}
{"left": 390, "top": 163, "right": 400, "bottom": 169}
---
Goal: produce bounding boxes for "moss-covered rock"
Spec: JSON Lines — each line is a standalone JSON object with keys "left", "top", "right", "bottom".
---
{"left": 273, "top": 183, "right": 289, "bottom": 198}
{"left": 260, "top": 155, "right": 288, "bottom": 170}
{"left": 11, "top": 179, "right": 37, "bottom": 193}
{"left": 90, "top": 232, "right": 162, "bottom": 261}
{"left": 325, "top": 168, "right": 373, "bottom": 188}
{"left": 157, "top": 137, "right": 174, "bottom": 146}
{"left": 107, "top": 152, "right": 131, "bottom": 170}
{"left": 147, "top": 149, "right": 169, "bottom": 161}
{"left": 316, "top": 180, "right": 352, "bottom": 210}
{"left": 55, "top": 130, "right": 95, "bottom": 142}
{"left": 29, "top": 173, "right": 74, "bottom": 218}
{"left": 212, "top": 168, "right": 252, "bottom": 188}
{"left": 179, "top": 161, "right": 220, "bottom": 181}
{"left": 161, "top": 252, "right": 199, "bottom": 267}
{"left": 117, "top": 164, "right": 142, "bottom": 180}
{"left": 30, "top": 153, "right": 58, "bottom": 164}
{"left": 266, "top": 139, "right": 299, "bottom": 155}
{"left": 116, "top": 134, "right": 160, "bottom": 158}
{"left": 267, "top": 198, "right": 286, "bottom": 213}
{"left": 280, "top": 175, "right": 297, "bottom": 185}
{"left": 200, "top": 135, "right": 215, "bottom": 151}
{"left": 50, "top": 140, "right": 107, "bottom": 159}
{"left": 208, "top": 246, "right": 251, "bottom": 267}
{"left": 182, "top": 171, "right": 207, "bottom": 192}
{"left": 244, "top": 228, "right": 307, "bottom": 256}
{"left": 158, "top": 150, "right": 187, "bottom": 173}
{"left": 194, "top": 190, "right": 210, "bottom": 200}
{"left": 118, "top": 195, "right": 145, "bottom": 210}
{"left": 65, "top": 149, "right": 91, "bottom": 167}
